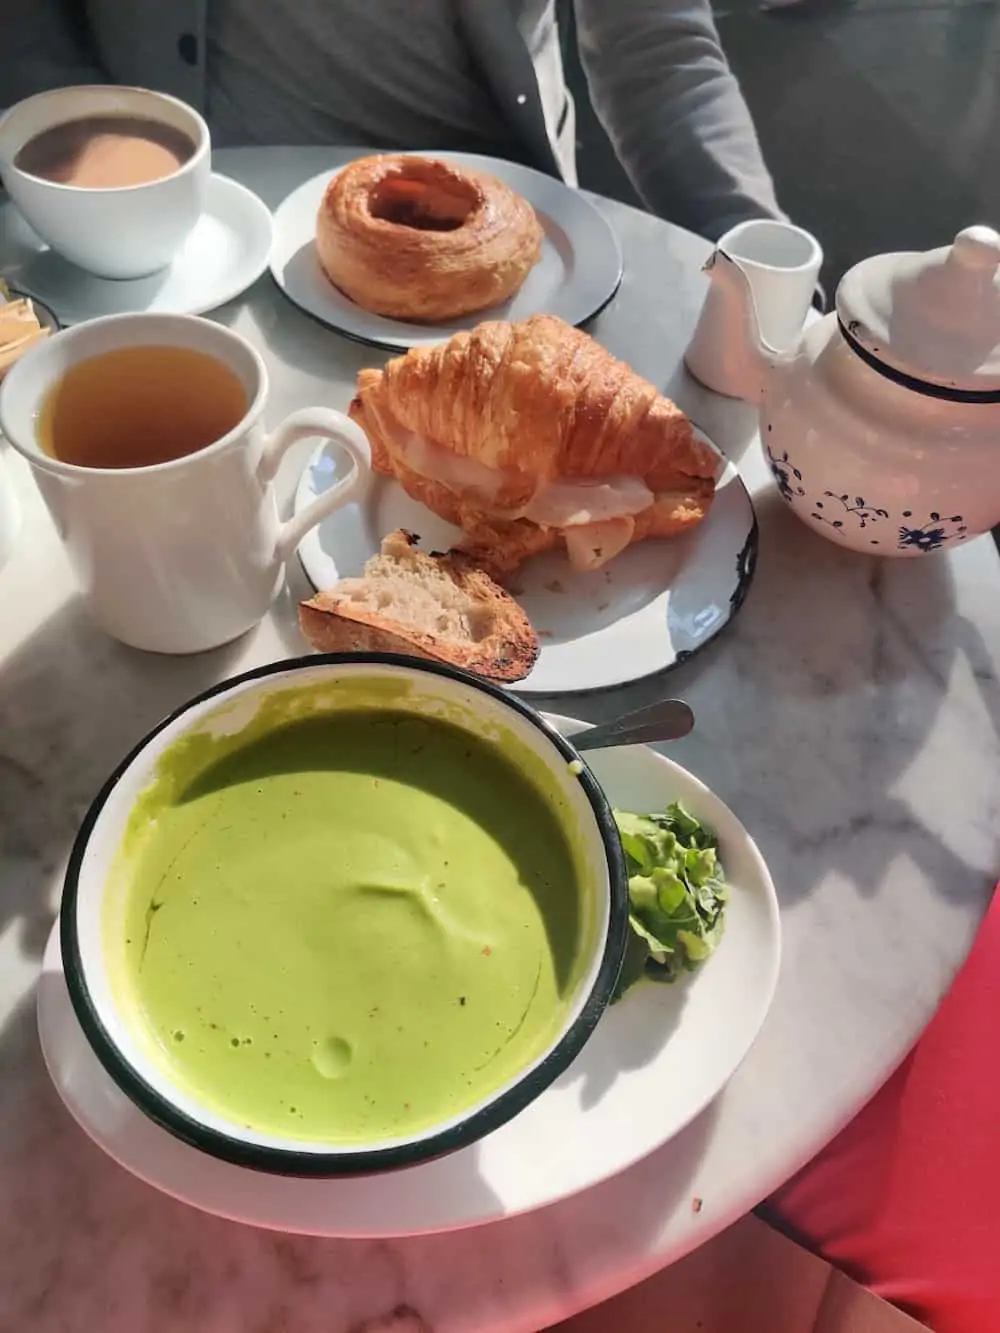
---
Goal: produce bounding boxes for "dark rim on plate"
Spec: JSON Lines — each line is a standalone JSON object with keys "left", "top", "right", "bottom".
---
{"left": 274, "top": 266, "right": 623, "bottom": 354}
{"left": 297, "top": 450, "right": 759, "bottom": 696}
{"left": 271, "top": 152, "right": 624, "bottom": 352}
{"left": 3, "top": 286, "right": 60, "bottom": 333}
{"left": 60, "top": 652, "right": 630, "bottom": 1177}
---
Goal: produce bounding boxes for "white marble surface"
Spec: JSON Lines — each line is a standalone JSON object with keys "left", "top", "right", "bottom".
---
{"left": 1, "top": 147, "right": 999, "bottom": 1332}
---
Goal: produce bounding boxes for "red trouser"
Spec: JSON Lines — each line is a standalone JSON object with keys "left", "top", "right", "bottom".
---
{"left": 768, "top": 890, "right": 1000, "bottom": 1333}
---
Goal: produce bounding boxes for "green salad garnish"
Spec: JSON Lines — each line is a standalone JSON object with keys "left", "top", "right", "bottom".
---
{"left": 613, "top": 802, "right": 729, "bottom": 995}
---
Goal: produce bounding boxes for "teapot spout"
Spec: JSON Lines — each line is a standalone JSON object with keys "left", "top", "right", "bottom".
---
{"left": 685, "top": 248, "right": 790, "bottom": 403}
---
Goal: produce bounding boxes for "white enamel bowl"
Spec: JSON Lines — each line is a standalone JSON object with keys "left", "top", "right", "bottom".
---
{"left": 59, "top": 654, "right": 629, "bottom": 1175}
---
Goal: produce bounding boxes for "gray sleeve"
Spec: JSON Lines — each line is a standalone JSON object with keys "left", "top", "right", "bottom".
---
{"left": 574, "top": 0, "right": 784, "bottom": 240}
{"left": 1, "top": 0, "right": 106, "bottom": 108}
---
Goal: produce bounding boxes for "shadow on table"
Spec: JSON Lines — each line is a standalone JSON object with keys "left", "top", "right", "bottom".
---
{"left": 0, "top": 598, "right": 251, "bottom": 958}
{"left": 534, "top": 488, "right": 1000, "bottom": 912}
{"left": 266, "top": 567, "right": 323, "bottom": 661}
{"left": 718, "top": 491, "right": 1000, "bottom": 908}
{"left": 668, "top": 372, "right": 762, "bottom": 469}
{"left": 214, "top": 275, "right": 382, "bottom": 393}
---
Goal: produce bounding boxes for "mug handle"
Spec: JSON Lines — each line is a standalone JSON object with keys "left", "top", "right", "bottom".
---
{"left": 258, "top": 407, "right": 372, "bottom": 562}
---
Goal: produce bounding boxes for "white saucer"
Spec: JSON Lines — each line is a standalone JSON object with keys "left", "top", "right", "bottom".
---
{"left": 0, "top": 174, "right": 273, "bottom": 325}
{"left": 270, "top": 152, "right": 623, "bottom": 351}
{"left": 296, "top": 432, "right": 758, "bottom": 694}
{"left": 38, "top": 716, "right": 780, "bottom": 1238}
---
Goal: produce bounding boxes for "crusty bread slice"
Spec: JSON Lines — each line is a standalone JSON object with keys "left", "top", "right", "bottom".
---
{"left": 298, "top": 530, "right": 539, "bottom": 683}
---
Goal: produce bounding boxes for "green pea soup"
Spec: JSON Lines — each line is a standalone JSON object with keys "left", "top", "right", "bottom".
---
{"left": 104, "top": 679, "right": 595, "bottom": 1144}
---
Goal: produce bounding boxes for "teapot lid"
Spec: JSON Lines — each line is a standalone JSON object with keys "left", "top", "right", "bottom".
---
{"left": 836, "top": 226, "right": 1000, "bottom": 401}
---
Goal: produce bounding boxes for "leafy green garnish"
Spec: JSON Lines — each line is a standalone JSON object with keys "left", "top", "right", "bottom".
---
{"left": 613, "top": 802, "right": 729, "bottom": 996}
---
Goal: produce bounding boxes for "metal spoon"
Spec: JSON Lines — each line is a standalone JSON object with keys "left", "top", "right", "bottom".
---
{"left": 570, "top": 699, "right": 695, "bottom": 753}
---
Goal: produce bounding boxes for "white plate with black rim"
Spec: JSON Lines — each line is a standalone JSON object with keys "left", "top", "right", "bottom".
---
{"left": 268, "top": 151, "right": 623, "bottom": 351}
{"left": 38, "top": 715, "right": 780, "bottom": 1238}
{"left": 295, "top": 431, "right": 758, "bottom": 694}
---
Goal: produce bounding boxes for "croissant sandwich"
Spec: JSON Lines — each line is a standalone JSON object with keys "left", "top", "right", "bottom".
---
{"left": 349, "top": 314, "right": 718, "bottom": 578}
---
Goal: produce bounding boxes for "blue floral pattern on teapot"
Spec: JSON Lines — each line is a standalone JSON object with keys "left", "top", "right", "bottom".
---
{"left": 765, "top": 442, "right": 969, "bottom": 553}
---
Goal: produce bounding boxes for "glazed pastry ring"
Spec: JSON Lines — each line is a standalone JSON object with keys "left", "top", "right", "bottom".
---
{"left": 315, "top": 154, "right": 544, "bottom": 323}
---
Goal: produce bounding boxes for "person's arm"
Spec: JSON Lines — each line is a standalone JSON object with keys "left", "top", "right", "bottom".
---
{"left": 574, "top": 0, "right": 783, "bottom": 240}
{"left": 1, "top": 0, "right": 106, "bottom": 110}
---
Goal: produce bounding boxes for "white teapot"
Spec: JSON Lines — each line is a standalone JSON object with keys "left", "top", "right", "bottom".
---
{"left": 706, "top": 224, "right": 1000, "bottom": 556}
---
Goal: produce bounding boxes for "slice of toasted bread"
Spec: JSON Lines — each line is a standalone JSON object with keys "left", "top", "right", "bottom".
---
{"left": 298, "top": 530, "right": 539, "bottom": 683}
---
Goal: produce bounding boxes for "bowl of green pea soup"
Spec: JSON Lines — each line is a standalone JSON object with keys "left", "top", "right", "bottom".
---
{"left": 60, "top": 653, "right": 628, "bottom": 1174}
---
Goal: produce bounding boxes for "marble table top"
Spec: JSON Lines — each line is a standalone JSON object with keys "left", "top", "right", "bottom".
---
{"left": 2, "top": 146, "right": 999, "bottom": 1333}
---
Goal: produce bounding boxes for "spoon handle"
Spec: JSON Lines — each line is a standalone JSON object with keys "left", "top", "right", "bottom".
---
{"left": 571, "top": 699, "right": 695, "bottom": 753}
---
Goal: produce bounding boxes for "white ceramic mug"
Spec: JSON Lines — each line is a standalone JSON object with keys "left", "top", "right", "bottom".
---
{"left": 685, "top": 219, "right": 823, "bottom": 399}
{"left": 0, "top": 86, "right": 210, "bottom": 280}
{"left": 0, "top": 313, "right": 371, "bottom": 654}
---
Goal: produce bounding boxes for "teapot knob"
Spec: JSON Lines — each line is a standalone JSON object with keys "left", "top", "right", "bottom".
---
{"left": 948, "top": 226, "right": 1000, "bottom": 273}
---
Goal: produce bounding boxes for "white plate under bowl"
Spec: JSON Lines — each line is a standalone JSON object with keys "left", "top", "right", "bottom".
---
{"left": 38, "top": 715, "right": 780, "bottom": 1238}
{"left": 295, "top": 431, "right": 757, "bottom": 694}
{"left": 269, "top": 152, "right": 623, "bottom": 351}
{"left": 0, "top": 174, "right": 272, "bottom": 324}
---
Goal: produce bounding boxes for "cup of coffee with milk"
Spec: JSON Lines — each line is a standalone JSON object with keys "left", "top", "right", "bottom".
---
{"left": 0, "top": 86, "right": 210, "bottom": 279}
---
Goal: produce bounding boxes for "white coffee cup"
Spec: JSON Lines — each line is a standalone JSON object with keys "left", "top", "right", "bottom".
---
{"left": 685, "top": 219, "right": 823, "bottom": 400}
{"left": 0, "top": 313, "right": 371, "bottom": 654}
{"left": 0, "top": 86, "right": 210, "bottom": 280}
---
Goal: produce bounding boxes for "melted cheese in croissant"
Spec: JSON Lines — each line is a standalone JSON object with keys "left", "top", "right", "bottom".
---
{"left": 403, "top": 432, "right": 653, "bottom": 525}
{"left": 349, "top": 315, "right": 718, "bottom": 576}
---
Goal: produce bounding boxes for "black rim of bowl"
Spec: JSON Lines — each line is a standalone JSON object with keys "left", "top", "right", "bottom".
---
{"left": 60, "top": 652, "right": 630, "bottom": 1177}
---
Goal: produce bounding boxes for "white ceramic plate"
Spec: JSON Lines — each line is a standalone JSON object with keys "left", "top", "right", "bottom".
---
{"left": 295, "top": 432, "right": 758, "bottom": 693}
{"left": 38, "top": 716, "right": 780, "bottom": 1238}
{"left": 0, "top": 174, "right": 272, "bottom": 324}
{"left": 269, "top": 153, "right": 623, "bottom": 350}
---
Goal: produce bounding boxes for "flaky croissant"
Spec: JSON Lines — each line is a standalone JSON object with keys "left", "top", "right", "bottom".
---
{"left": 349, "top": 314, "right": 718, "bottom": 577}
